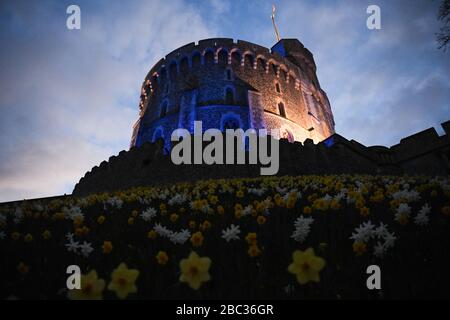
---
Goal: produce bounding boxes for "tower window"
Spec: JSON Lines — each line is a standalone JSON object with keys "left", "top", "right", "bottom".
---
{"left": 226, "top": 69, "right": 232, "bottom": 80}
{"left": 218, "top": 49, "right": 228, "bottom": 66}
{"left": 275, "top": 82, "right": 281, "bottom": 93}
{"left": 278, "top": 102, "right": 286, "bottom": 118}
{"left": 225, "top": 88, "right": 234, "bottom": 105}
{"left": 160, "top": 101, "right": 168, "bottom": 118}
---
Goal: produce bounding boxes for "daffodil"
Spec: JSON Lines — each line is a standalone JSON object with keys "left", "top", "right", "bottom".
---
{"left": 68, "top": 270, "right": 105, "bottom": 300}
{"left": 24, "top": 233, "right": 33, "bottom": 243}
{"left": 248, "top": 244, "right": 262, "bottom": 257}
{"left": 170, "top": 213, "right": 179, "bottom": 223}
{"left": 352, "top": 241, "right": 367, "bottom": 256}
{"left": 156, "top": 251, "right": 169, "bottom": 265}
{"left": 148, "top": 230, "right": 157, "bottom": 239}
{"left": 287, "top": 248, "right": 325, "bottom": 285}
{"left": 359, "top": 207, "right": 370, "bottom": 217}
{"left": 97, "top": 215, "right": 106, "bottom": 224}
{"left": 17, "top": 262, "right": 29, "bottom": 275}
{"left": 190, "top": 231, "right": 204, "bottom": 247}
{"left": 256, "top": 215, "right": 266, "bottom": 225}
{"left": 179, "top": 252, "right": 211, "bottom": 290}
{"left": 108, "top": 263, "right": 139, "bottom": 299}
{"left": 102, "top": 241, "right": 113, "bottom": 254}
{"left": 245, "top": 232, "right": 257, "bottom": 245}
{"left": 303, "top": 206, "right": 312, "bottom": 214}
{"left": 42, "top": 230, "right": 51, "bottom": 240}
{"left": 216, "top": 205, "right": 225, "bottom": 215}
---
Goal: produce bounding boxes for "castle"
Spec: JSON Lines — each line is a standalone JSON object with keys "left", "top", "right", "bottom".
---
{"left": 130, "top": 38, "right": 335, "bottom": 149}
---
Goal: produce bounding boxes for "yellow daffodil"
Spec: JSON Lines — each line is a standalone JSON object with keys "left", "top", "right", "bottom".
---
{"left": 245, "top": 232, "right": 257, "bottom": 245}
{"left": 359, "top": 207, "right": 370, "bottom": 217}
{"left": 352, "top": 241, "right": 367, "bottom": 256}
{"left": 179, "top": 252, "right": 211, "bottom": 290}
{"left": 147, "top": 230, "right": 157, "bottom": 239}
{"left": 216, "top": 205, "right": 225, "bottom": 215}
{"left": 190, "top": 231, "right": 204, "bottom": 247}
{"left": 287, "top": 248, "right": 325, "bottom": 285}
{"left": 189, "top": 220, "right": 197, "bottom": 229}
{"left": 68, "top": 270, "right": 105, "bottom": 300}
{"left": 170, "top": 213, "right": 179, "bottom": 223}
{"left": 97, "top": 215, "right": 106, "bottom": 224}
{"left": 75, "top": 227, "right": 84, "bottom": 237}
{"left": 256, "top": 215, "right": 266, "bottom": 225}
{"left": 42, "top": 230, "right": 51, "bottom": 240}
{"left": 396, "top": 213, "right": 409, "bottom": 225}
{"left": 248, "top": 244, "right": 262, "bottom": 257}
{"left": 441, "top": 206, "right": 450, "bottom": 216}
{"left": 17, "top": 262, "right": 29, "bottom": 275}
{"left": 330, "top": 200, "right": 341, "bottom": 210}
{"left": 156, "top": 251, "right": 169, "bottom": 265}
{"left": 201, "top": 220, "right": 211, "bottom": 230}
{"left": 303, "top": 206, "right": 312, "bottom": 214}
{"left": 73, "top": 216, "right": 83, "bottom": 227}
{"left": 108, "top": 263, "right": 139, "bottom": 299}
{"left": 24, "top": 233, "right": 33, "bottom": 243}
{"left": 102, "top": 241, "right": 113, "bottom": 254}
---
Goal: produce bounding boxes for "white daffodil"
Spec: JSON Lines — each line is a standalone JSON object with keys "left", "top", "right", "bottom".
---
{"left": 79, "top": 241, "right": 94, "bottom": 257}
{"left": 140, "top": 207, "right": 157, "bottom": 222}
{"left": 291, "top": 215, "right": 314, "bottom": 242}
{"left": 221, "top": 224, "right": 241, "bottom": 242}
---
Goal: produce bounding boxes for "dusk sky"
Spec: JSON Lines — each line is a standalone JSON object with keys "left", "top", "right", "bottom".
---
{"left": 0, "top": 0, "right": 449, "bottom": 202}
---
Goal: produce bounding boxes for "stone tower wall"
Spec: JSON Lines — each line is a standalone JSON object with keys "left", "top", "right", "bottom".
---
{"left": 131, "top": 38, "right": 335, "bottom": 149}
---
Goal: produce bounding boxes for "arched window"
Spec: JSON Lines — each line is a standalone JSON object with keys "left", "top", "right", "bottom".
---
{"left": 204, "top": 50, "right": 214, "bottom": 66}
{"left": 281, "top": 69, "right": 287, "bottom": 81}
{"left": 257, "top": 58, "right": 266, "bottom": 72}
{"left": 180, "top": 57, "right": 189, "bottom": 73}
{"left": 169, "top": 62, "right": 177, "bottom": 80}
{"left": 160, "top": 101, "right": 168, "bottom": 118}
{"left": 275, "top": 82, "right": 281, "bottom": 93}
{"left": 164, "top": 83, "right": 169, "bottom": 95}
{"left": 192, "top": 52, "right": 201, "bottom": 68}
{"left": 278, "top": 102, "right": 286, "bottom": 118}
{"left": 218, "top": 49, "right": 228, "bottom": 67}
{"left": 152, "top": 75, "right": 158, "bottom": 87}
{"left": 225, "top": 87, "right": 234, "bottom": 105}
{"left": 231, "top": 51, "right": 241, "bottom": 67}
{"left": 271, "top": 63, "right": 278, "bottom": 75}
{"left": 244, "top": 54, "right": 254, "bottom": 69}
{"left": 159, "top": 67, "right": 167, "bottom": 82}
{"left": 225, "top": 68, "right": 233, "bottom": 81}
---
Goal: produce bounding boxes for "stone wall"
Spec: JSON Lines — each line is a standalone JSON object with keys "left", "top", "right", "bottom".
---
{"left": 73, "top": 121, "right": 450, "bottom": 197}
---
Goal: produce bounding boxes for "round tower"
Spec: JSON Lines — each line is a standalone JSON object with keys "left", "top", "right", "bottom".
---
{"left": 130, "top": 38, "right": 335, "bottom": 149}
